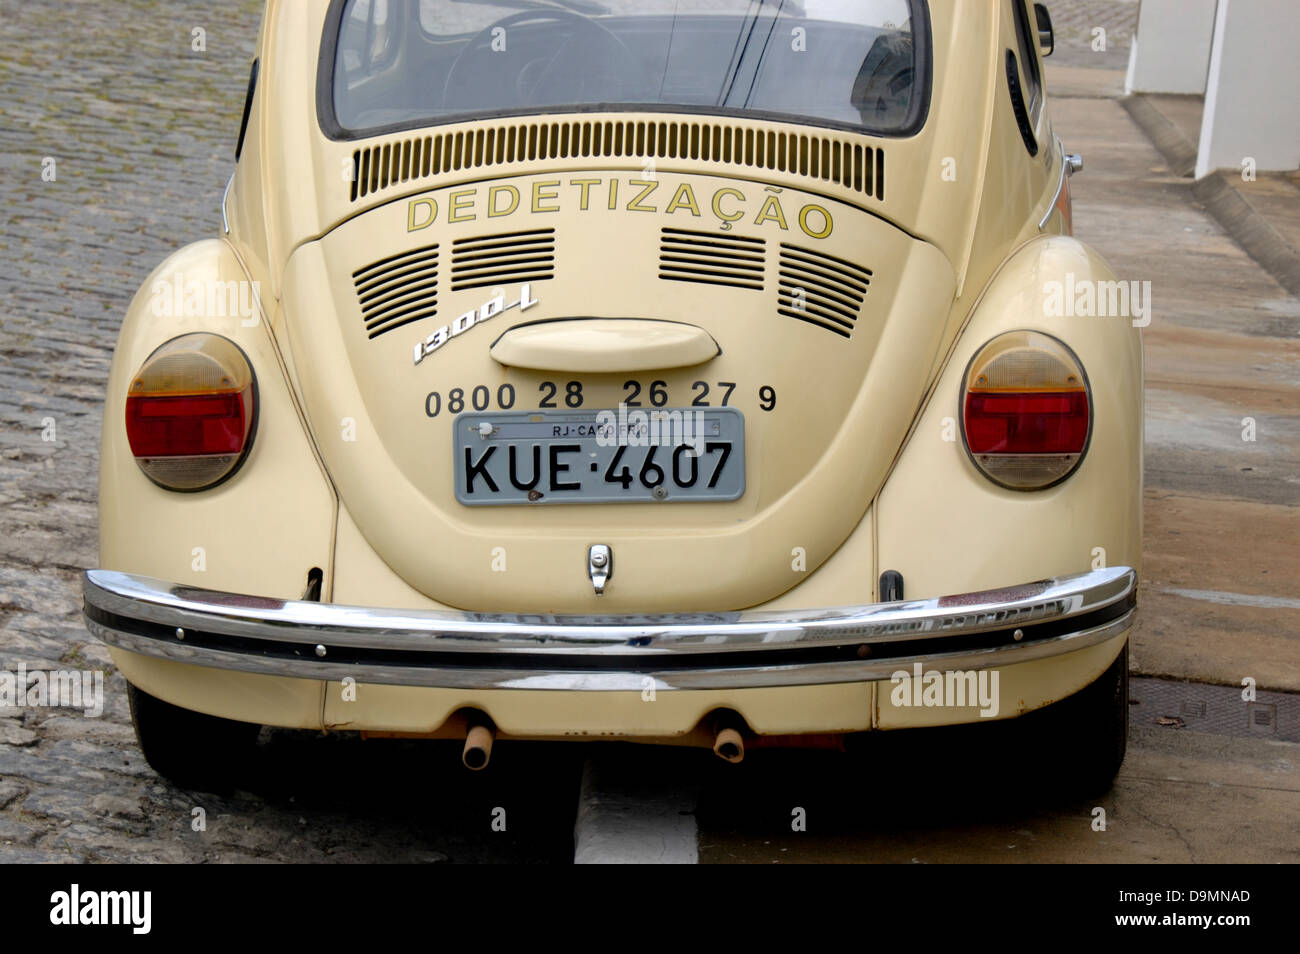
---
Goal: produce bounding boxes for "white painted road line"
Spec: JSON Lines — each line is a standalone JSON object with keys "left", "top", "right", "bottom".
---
{"left": 573, "top": 754, "right": 699, "bottom": 864}
{"left": 1160, "top": 588, "right": 1300, "bottom": 611}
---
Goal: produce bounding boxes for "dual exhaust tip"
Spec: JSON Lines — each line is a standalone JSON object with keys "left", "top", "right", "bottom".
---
{"left": 459, "top": 717, "right": 746, "bottom": 769}
{"left": 713, "top": 726, "right": 745, "bottom": 764}
{"left": 462, "top": 720, "right": 494, "bottom": 770}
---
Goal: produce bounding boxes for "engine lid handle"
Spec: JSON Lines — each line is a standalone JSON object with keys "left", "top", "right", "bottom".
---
{"left": 489, "top": 318, "right": 720, "bottom": 373}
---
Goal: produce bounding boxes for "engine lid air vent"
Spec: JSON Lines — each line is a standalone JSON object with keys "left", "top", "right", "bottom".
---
{"left": 659, "top": 228, "right": 765, "bottom": 291}
{"left": 352, "top": 243, "right": 439, "bottom": 339}
{"left": 451, "top": 228, "right": 555, "bottom": 292}
{"left": 349, "top": 119, "right": 885, "bottom": 203}
{"left": 777, "top": 243, "right": 873, "bottom": 339}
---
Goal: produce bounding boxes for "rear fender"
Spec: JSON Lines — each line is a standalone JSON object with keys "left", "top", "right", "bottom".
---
{"left": 99, "top": 239, "right": 336, "bottom": 602}
{"left": 876, "top": 236, "right": 1144, "bottom": 599}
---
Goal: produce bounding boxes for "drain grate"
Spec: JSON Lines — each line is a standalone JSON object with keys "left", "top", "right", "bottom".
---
{"left": 1248, "top": 702, "right": 1278, "bottom": 730}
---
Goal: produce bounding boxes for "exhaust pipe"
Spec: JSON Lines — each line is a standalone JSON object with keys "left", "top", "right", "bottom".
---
{"left": 462, "top": 721, "right": 494, "bottom": 771}
{"left": 713, "top": 726, "right": 745, "bottom": 764}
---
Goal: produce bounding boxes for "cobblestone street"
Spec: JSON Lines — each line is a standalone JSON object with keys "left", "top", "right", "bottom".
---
{"left": 0, "top": 0, "right": 580, "bottom": 863}
{"left": 0, "top": 0, "right": 252, "bottom": 860}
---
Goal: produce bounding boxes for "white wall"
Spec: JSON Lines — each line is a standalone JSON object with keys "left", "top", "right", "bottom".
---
{"left": 1196, "top": 0, "right": 1300, "bottom": 178}
{"left": 1124, "top": 0, "right": 1219, "bottom": 95}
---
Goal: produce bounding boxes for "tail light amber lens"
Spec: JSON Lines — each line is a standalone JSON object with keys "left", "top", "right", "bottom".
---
{"left": 125, "top": 334, "right": 256, "bottom": 490}
{"left": 960, "top": 331, "right": 1090, "bottom": 490}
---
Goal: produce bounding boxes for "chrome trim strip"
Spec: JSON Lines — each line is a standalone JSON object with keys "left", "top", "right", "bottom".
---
{"left": 87, "top": 610, "right": 1133, "bottom": 692}
{"left": 85, "top": 567, "right": 1135, "bottom": 656}
{"left": 1039, "top": 139, "right": 1068, "bottom": 230}
{"left": 221, "top": 172, "right": 234, "bottom": 234}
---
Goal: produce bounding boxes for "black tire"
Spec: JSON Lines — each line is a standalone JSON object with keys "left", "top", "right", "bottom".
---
{"left": 1021, "top": 641, "right": 1129, "bottom": 797}
{"left": 127, "top": 682, "right": 260, "bottom": 793}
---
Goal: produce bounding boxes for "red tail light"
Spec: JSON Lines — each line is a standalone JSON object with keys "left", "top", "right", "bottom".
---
{"left": 963, "top": 391, "right": 1090, "bottom": 454}
{"left": 960, "top": 332, "right": 1091, "bottom": 490}
{"left": 124, "top": 335, "right": 256, "bottom": 491}
{"left": 126, "top": 392, "right": 250, "bottom": 457}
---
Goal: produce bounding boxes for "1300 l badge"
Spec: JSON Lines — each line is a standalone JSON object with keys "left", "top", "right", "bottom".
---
{"left": 412, "top": 284, "right": 538, "bottom": 365}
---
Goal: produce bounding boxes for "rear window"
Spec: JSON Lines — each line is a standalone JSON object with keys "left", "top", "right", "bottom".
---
{"left": 324, "top": 0, "right": 929, "bottom": 139}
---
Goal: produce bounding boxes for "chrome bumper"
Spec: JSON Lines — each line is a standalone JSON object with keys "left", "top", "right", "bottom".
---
{"left": 83, "top": 567, "right": 1136, "bottom": 692}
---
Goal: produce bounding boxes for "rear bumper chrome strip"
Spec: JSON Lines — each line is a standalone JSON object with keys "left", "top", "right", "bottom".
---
{"left": 83, "top": 567, "right": 1136, "bottom": 691}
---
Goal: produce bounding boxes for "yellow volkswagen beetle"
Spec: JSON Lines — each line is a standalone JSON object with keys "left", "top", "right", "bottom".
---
{"left": 84, "top": 0, "right": 1141, "bottom": 793}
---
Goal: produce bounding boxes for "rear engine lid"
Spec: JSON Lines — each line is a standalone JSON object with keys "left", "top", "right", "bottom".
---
{"left": 283, "top": 170, "right": 955, "bottom": 612}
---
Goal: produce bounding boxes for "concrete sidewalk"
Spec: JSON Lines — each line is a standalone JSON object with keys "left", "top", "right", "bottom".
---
{"left": 1046, "top": 64, "right": 1300, "bottom": 692}
{"left": 1119, "top": 90, "right": 1300, "bottom": 297}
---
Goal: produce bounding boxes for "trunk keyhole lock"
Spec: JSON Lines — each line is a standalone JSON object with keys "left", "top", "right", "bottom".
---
{"left": 588, "top": 544, "right": 612, "bottom": 596}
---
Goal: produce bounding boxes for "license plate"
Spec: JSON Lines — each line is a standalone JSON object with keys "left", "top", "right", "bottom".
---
{"left": 453, "top": 408, "right": 746, "bottom": 506}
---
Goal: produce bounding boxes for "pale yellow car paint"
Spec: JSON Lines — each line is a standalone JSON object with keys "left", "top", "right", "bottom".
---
{"left": 878, "top": 237, "right": 1143, "bottom": 600}
{"left": 283, "top": 185, "right": 958, "bottom": 613}
{"left": 98, "top": 240, "right": 336, "bottom": 601}
{"left": 114, "top": 653, "right": 325, "bottom": 731}
{"left": 100, "top": 0, "right": 1141, "bottom": 744}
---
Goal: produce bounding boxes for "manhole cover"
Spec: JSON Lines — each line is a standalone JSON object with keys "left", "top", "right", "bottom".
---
{"left": 1129, "top": 677, "right": 1299, "bottom": 742}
